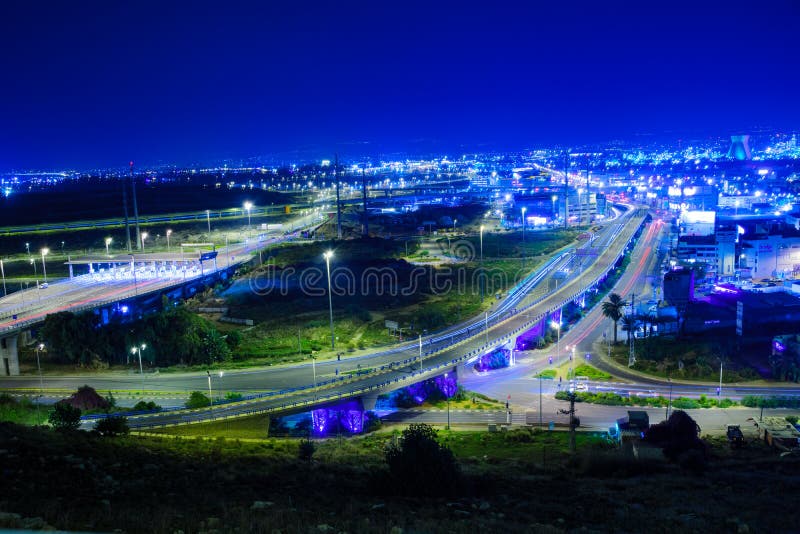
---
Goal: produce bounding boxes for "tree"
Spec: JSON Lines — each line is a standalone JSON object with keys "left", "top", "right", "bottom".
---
{"left": 601, "top": 293, "right": 625, "bottom": 344}
{"left": 385, "top": 423, "right": 460, "bottom": 496}
{"left": 185, "top": 391, "right": 211, "bottom": 409}
{"left": 94, "top": 415, "right": 130, "bottom": 436}
{"left": 48, "top": 402, "right": 81, "bottom": 430}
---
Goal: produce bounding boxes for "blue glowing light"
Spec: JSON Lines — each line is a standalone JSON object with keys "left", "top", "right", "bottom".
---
{"left": 474, "top": 348, "right": 510, "bottom": 372}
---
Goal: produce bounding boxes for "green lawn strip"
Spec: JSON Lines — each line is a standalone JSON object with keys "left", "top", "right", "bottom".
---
{"left": 572, "top": 364, "right": 612, "bottom": 381}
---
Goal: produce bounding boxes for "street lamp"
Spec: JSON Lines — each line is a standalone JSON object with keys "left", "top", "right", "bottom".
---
{"left": 206, "top": 371, "right": 214, "bottom": 411}
{"left": 166, "top": 229, "right": 172, "bottom": 252}
{"left": 521, "top": 207, "right": 527, "bottom": 269}
{"left": 484, "top": 311, "right": 489, "bottom": 344}
{"left": 0, "top": 259, "right": 6, "bottom": 297}
{"left": 218, "top": 371, "right": 224, "bottom": 402}
{"left": 105, "top": 237, "right": 112, "bottom": 256}
{"left": 40, "top": 248, "right": 49, "bottom": 283}
{"left": 419, "top": 333, "right": 423, "bottom": 371}
{"left": 479, "top": 224, "right": 485, "bottom": 302}
{"left": 141, "top": 232, "right": 148, "bottom": 252}
{"left": 131, "top": 343, "right": 146, "bottom": 395}
{"left": 25, "top": 242, "right": 30, "bottom": 257}
{"left": 550, "top": 320, "right": 561, "bottom": 362}
{"left": 444, "top": 372, "right": 451, "bottom": 430}
{"left": 35, "top": 343, "right": 45, "bottom": 424}
{"left": 244, "top": 201, "right": 253, "bottom": 228}
{"left": 551, "top": 195, "right": 558, "bottom": 222}
{"left": 453, "top": 219, "right": 457, "bottom": 233}
{"left": 206, "top": 210, "right": 211, "bottom": 236}
{"left": 324, "top": 250, "right": 335, "bottom": 349}
{"left": 577, "top": 188, "right": 584, "bottom": 226}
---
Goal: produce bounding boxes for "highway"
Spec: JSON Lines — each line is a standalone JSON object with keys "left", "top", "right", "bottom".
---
{"left": 3, "top": 205, "right": 652, "bottom": 428}
{"left": 5, "top": 207, "right": 800, "bottom": 433}
{"left": 0, "top": 211, "right": 323, "bottom": 335}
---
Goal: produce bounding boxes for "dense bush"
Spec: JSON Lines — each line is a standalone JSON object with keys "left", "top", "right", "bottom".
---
{"left": 224, "top": 392, "right": 243, "bottom": 402}
{"left": 185, "top": 391, "right": 211, "bottom": 409}
{"left": 41, "top": 307, "right": 231, "bottom": 367}
{"left": 385, "top": 423, "right": 460, "bottom": 497}
{"left": 644, "top": 410, "right": 707, "bottom": 468}
{"left": 298, "top": 439, "right": 316, "bottom": 461}
{"left": 742, "top": 395, "right": 800, "bottom": 409}
{"left": 48, "top": 402, "right": 81, "bottom": 430}
{"left": 132, "top": 400, "right": 161, "bottom": 412}
{"left": 94, "top": 416, "right": 130, "bottom": 436}
{"left": 364, "top": 411, "right": 382, "bottom": 433}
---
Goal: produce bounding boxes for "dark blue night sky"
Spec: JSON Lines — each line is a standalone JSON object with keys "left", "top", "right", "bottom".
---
{"left": 1, "top": 1, "right": 798, "bottom": 169}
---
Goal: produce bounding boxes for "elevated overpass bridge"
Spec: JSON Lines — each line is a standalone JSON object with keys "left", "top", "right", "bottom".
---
{"left": 0, "top": 212, "right": 324, "bottom": 376}
{"left": 77, "top": 206, "right": 651, "bottom": 432}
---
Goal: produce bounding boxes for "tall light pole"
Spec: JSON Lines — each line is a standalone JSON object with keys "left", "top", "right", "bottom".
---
{"left": 35, "top": 343, "right": 44, "bottom": 424}
{"left": 25, "top": 242, "right": 30, "bottom": 258}
{"left": 551, "top": 195, "right": 558, "bottom": 224}
{"left": 444, "top": 372, "right": 451, "bottom": 430}
{"left": 206, "top": 210, "right": 211, "bottom": 237}
{"left": 131, "top": 343, "right": 146, "bottom": 395}
{"left": 0, "top": 259, "right": 6, "bottom": 297}
{"left": 166, "top": 229, "right": 172, "bottom": 252}
{"left": 244, "top": 201, "right": 253, "bottom": 229}
{"left": 324, "top": 250, "right": 335, "bottom": 349}
{"left": 218, "top": 371, "right": 224, "bottom": 402}
{"left": 484, "top": 311, "right": 489, "bottom": 345}
{"left": 206, "top": 371, "right": 213, "bottom": 411}
{"left": 105, "top": 237, "right": 112, "bottom": 256}
{"left": 419, "top": 334, "right": 423, "bottom": 371}
{"left": 521, "top": 207, "right": 527, "bottom": 269}
{"left": 479, "top": 224, "right": 485, "bottom": 302}
{"left": 40, "top": 248, "right": 49, "bottom": 283}
{"left": 453, "top": 219, "right": 457, "bottom": 233}
{"left": 718, "top": 360, "right": 723, "bottom": 405}
{"left": 141, "top": 232, "right": 148, "bottom": 253}
{"left": 551, "top": 320, "right": 561, "bottom": 362}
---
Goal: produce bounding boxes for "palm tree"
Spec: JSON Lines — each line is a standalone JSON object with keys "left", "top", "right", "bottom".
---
{"left": 602, "top": 293, "right": 625, "bottom": 344}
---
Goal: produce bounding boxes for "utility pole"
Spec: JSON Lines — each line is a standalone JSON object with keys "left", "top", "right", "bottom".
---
{"left": 335, "top": 155, "right": 342, "bottom": 240}
{"left": 361, "top": 166, "right": 369, "bottom": 237}
{"left": 559, "top": 392, "right": 578, "bottom": 453}
{"left": 122, "top": 164, "right": 132, "bottom": 253}
{"left": 585, "top": 156, "right": 591, "bottom": 224}
{"left": 130, "top": 161, "right": 142, "bottom": 251}
{"left": 629, "top": 292, "right": 636, "bottom": 367}
{"left": 563, "top": 152, "right": 569, "bottom": 229}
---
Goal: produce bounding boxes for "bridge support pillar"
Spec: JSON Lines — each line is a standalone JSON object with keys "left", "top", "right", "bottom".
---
{"left": 0, "top": 333, "right": 19, "bottom": 376}
{"left": 361, "top": 392, "right": 380, "bottom": 412}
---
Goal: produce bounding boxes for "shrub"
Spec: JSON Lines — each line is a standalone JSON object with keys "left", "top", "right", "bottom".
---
{"left": 385, "top": 423, "right": 460, "bottom": 497}
{"left": 185, "top": 391, "right": 211, "bottom": 409}
{"left": 298, "top": 439, "right": 316, "bottom": 461}
{"left": 644, "top": 410, "right": 706, "bottom": 465}
{"left": 48, "top": 402, "right": 81, "bottom": 430}
{"left": 133, "top": 400, "right": 161, "bottom": 412}
{"left": 364, "top": 411, "right": 382, "bottom": 433}
{"left": 786, "top": 415, "right": 799, "bottom": 425}
{"left": 451, "top": 385, "right": 468, "bottom": 402}
{"left": 224, "top": 392, "right": 243, "bottom": 402}
{"left": 95, "top": 415, "right": 130, "bottom": 436}
{"left": 671, "top": 397, "right": 700, "bottom": 410}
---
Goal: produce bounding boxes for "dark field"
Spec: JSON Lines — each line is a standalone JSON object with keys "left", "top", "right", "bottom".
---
{"left": 0, "top": 178, "right": 296, "bottom": 227}
{"left": 0, "top": 423, "right": 796, "bottom": 533}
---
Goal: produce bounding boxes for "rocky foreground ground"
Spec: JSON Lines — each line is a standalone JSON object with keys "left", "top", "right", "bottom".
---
{"left": 0, "top": 423, "right": 797, "bottom": 533}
